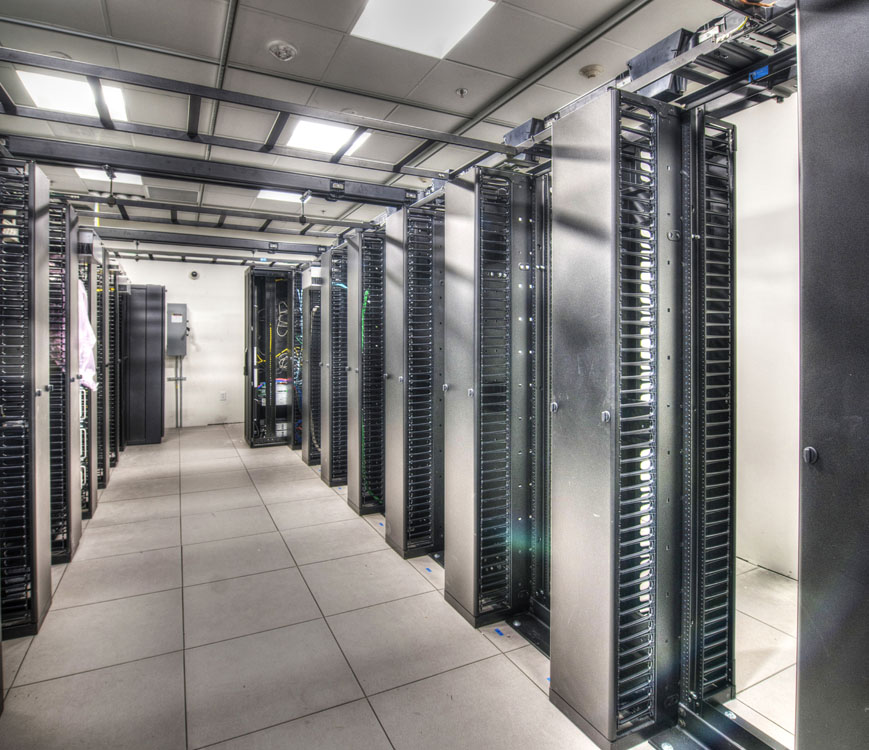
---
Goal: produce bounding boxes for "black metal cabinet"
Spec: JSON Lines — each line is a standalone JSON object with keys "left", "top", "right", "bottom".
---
{"left": 347, "top": 230, "right": 386, "bottom": 515}
{"left": 243, "top": 268, "right": 294, "bottom": 448}
{"left": 383, "top": 207, "right": 445, "bottom": 558}
{"left": 301, "top": 268, "right": 322, "bottom": 466}
{"left": 77, "top": 232, "right": 99, "bottom": 519}
{"left": 0, "top": 160, "right": 52, "bottom": 638}
{"left": 125, "top": 284, "right": 165, "bottom": 445}
{"left": 94, "top": 239, "right": 111, "bottom": 488}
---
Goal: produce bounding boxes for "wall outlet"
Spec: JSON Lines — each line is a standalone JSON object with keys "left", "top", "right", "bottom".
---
{"left": 219, "top": 391, "right": 227, "bottom": 401}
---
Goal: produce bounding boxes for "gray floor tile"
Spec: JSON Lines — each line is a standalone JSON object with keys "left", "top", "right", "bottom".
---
{"left": 75, "top": 517, "right": 181, "bottom": 561}
{"left": 182, "top": 531, "right": 294, "bottom": 586}
{"left": 370, "top": 656, "right": 597, "bottom": 750}
{"left": 301, "top": 549, "right": 433, "bottom": 616}
{"left": 181, "top": 469, "right": 253, "bottom": 494}
{"left": 736, "top": 568, "right": 798, "bottom": 637}
{"left": 407, "top": 556, "right": 445, "bottom": 590}
{"left": 180, "top": 485, "right": 262, "bottom": 516}
{"left": 725, "top": 698, "right": 795, "bottom": 749}
{"left": 364, "top": 512, "right": 386, "bottom": 537}
{"left": 15, "top": 590, "right": 183, "bottom": 685}
{"left": 2, "top": 636, "right": 32, "bottom": 690}
{"left": 249, "top": 464, "right": 317, "bottom": 485}
{"left": 0, "top": 653, "right": 186, "bottom": 750}
{"left": 53, "top": 547, "right": 182, "bottom": 609}
{"left": 180, "top": 456, "right": 246, "bottom": 476}
{"left": 736, "top": 556, "right": 758, "bottom": 575}
{"left": 329, "top": 590, "right": 498, "bottom": 694}
{"left": 109, "top": 461, "right": 180, "bottom": 482}
{"left": 181, "top": 506, "right": 275, "bottom": 545}
{"left": 50, "top": 563, "right": 66, "bottom": 594}
{"left": 267, "top": 496, "right": 358, "bottom": 531}
{"left": 735, "top": 612, "right": 797, "bottom": 691}
{"left": 238, "top": 448, "right": 299, "bottom": 469}
{"left": 282, "top": 518, "right": 389, "bottom": 565}
{"left": 257, "top": 476, "right": 337, "bottom": 504}
{"left": 89, "top": 494, "right": 180, "bottom": 527}
{"left": 184, "top": 568, "right": 320, "bottom": 648}
{"left": 478, "top": 620, "right": 529, "bottom": 653}
{"left": 185, "top": 619, "right": 363, "bottom": 748}
{"left": 209, "top": 699, "right": 392, "bottom": 750}
{"left": 506, "top": 645, "right": 551, "bottom": 693}
{"left": 182, "top": 446, "right": 240, "bottom": 462}
{"left": 738, "top": 665, "right": 796, "bottom": 733}
{"left": 100, "top": 476, "right": 179, "bottom": 502}
{"left": 116, "top": 450, "right": 180, "bottom": 469}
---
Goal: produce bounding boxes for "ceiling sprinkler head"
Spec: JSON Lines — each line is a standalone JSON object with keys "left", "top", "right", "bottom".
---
{"left": 455, "top": 87, "right": 469, "bottom": 98}
{"left": 267, "top": 40, "right": 298, "bottom": 62}
{"left": 580, "top": 63, "right": 605, "bottom": 79}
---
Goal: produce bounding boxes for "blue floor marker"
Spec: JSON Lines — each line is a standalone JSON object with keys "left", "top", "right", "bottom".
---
{"left": 494, "top": 628, "right": 504, "bottom": 636}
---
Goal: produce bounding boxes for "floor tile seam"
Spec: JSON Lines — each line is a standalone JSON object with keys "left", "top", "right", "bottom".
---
{"left": 291, "top": 543, "right": 400, "bottom": 567}
{"left": 180, "top": 501, "right": 265, "bottom": 519}
{"left": 264, "top": 492, "right": 345, "bottom": 508}
{"left": 89, "top": 512, "right": 182, "bottom": 529}
{"left": 180, "top": 482, "right": 258, "bottom": 498}
{"left": 11, "top": 648, "right": 186, "bottom": 689}
{"left": 182, "top": 614, "right": 325, "bottom": 652}
{"left": 75, "top": 542, "right": 182, "bottom": 563}
{"left": 741, "top": 564, "right": 798, "bottom": 583}
{"left": 735, "top": 607, "right": 797, "bottom": 639}
{"left": 5, "top": 631, "right": 39, "bottom": 692}
{"left": 270, "top": 515, "right": 387, "bottom": 533}
{"left": 181, "top": 563, "right": 299, "bottom": 591}
{"left": 180, "top": 529, "right": 282, "bottom": 550}
{"left": 365, "top": 652, "right": 506, "bottom": 701}
{"left": 97, "top": 491, "right": 182, "bottom": 505}
{"left": 51, "top": 584, "right": 184, "bottom": 612}
{"left": 319, "top": 588, "right": 444, "bottom": 620}
{"left": 736, "top": 660, "right": 798, "bottom": 696}
{"left": 503, "top": 647, "right": 549, "bottom": 696}
{"left": 731, "top": 697, "right": 797, "bottom": 737}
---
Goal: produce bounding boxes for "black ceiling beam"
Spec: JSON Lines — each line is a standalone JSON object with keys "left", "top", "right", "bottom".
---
{"left": 108, "top": 248, "right": 299, "bottom": 267}
{"left": 86, "top": 76, "right": 114, "bottom": 129}
{"left": 331, "top": 126, "right": 368, "bottom": 163}
{"left": 93, "top": 227, "right": 322, "bottom": 255}
{"left": 7, "top": 136, "right": 415, "bottom": 206}
{"left": 170, "top": 209, "right": 178, "bottom": 224}
{"left": 0, "top": 81, "right": 18, "bottom": 115}
{"left": 259, "top": 219, "right": 272, "bottom": 232}
{"left": 116, "top": 203, "right": 129, "bottom": 221}
{"left": 261, "top": 111, "right": 290, "bottom": 153}
{"left": 0, "top": 47, "right": 516, "bottom": 156}
{"left": 186, "top": 95, "right": 201, "bottom": 139}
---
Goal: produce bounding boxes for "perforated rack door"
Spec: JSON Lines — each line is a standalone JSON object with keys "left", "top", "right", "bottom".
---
{"left": 320, "top": 249, "right": 348, "bottom": 486}
{"left": 291, "top": 271, "right": 303, "bottom": 449}
{"left": 682, "top": 112, "right": 737, "bottom": 709}
{"left": 301, "top": 286, "right": 321, "bottom": 465}
{"left": 108, "top": 271, "right": 119, "bottom": 466}
{"left": 95, "top": 262, "right": 108, "bottom": 488}
{"left": 78, "top": 255, "right": 97, "bottom": 518}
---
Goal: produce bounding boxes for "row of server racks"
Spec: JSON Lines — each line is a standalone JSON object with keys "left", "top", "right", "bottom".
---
{"left": 0, "top": 160, "right": 123, "bottom": 647}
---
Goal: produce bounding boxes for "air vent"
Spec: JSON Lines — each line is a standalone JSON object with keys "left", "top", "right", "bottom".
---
{"left": 145, "top": 186, "right": 200, "bottom": 204}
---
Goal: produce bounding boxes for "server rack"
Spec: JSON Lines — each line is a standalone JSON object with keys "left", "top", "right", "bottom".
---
{"left": 548, "top": 89, "right": 683, "bottom": 747}
{"left": 301, "top": 267, "right": 323, "bottom": 466}
{"left": 77, "top": 233, "right": 98, "bottom": 518}
{"left": 383, "top": 207, "right": 445, "bottom": 558}
{"left": 116, "top": 274, "right": 130, "bottom": 454}
{"left": 244, "top": 268, "right": 294, "bottom": 447}
{"left": 0, "top": 161, "right": 52, "bottom": 638}
{"left": 442, "top": 168, "right": 548, "bottom": 647}
{"left": 107, "top": 267, "right": 121, "bottom": 466}
{"left": 347, "top": 230, "right": 386, "bottom": 515}
{"left": 291, "top": 269, "right": 303, "bottom": 449}
{"left": 125, "top": 285, "right": 166, "bottom": 445}
{"left": 319, "top": 246, "right": 348, "bottom": 487}
{"left": 47, "top": 201, "right": 82, "bottom": 563}
{"left": 95, "top": 241, "right": 110, "bottom": 489}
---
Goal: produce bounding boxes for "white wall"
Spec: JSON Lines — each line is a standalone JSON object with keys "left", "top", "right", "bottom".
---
{"left": 730, "top": 96, "right": 800, "bottom": 578}
{"left": 123, "top": 259, "right": 246, "bottom": 428}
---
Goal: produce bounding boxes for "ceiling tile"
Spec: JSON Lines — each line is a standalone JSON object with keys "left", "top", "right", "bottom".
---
{"left": 0, "top": 0, "right": 108, "bottom": 34}
{"left": 540, "top": 37, "right": 639, "bottom": 96}
{"left": 106, "top": 0, "right": 228, "bottom": 59}
{"left": 446, "top": 4, "right": 577, "bottom": 80}
{"left": 386, "top": 105, "right": 465, "bottom": 133}
{"left": 0, "top": 22, "right": 119, "bottom": 66}
{"left": 202, "top": 185, "right": 256, "bottom": 209}
{"left": 409, "top": 61, "right": 517, "bottom": 116}
{"left": 344, "top": 204, "right": 387, "bottom": 222}
{"left": 503, "top": 0, "right": 624, "bottom": 31}
{"left": 307, "top": 88, "right": 394, "bottom": 119}
{"left": 209, "top": 144, "right": 278, "bottom": 167}
{"left": 212, "top": 103, "right": 278, "bottom": 142}
{"left": 0, "top": 113, "right": 54, "bottom": 138}
{"left": 223, "top": 69, "right": 314, "bottom": 104}
{"left": 489, "top": 83, "right": 575, "bottom": 125}
{"left": 228, "top": 7, "right": 344, "bottom": 79}
{"left": 417, "top": 144, "right": 483, "bottom": 173}
{"left": 604, "top": 0, "right": 724, "bottom": 50}
{"left": 350, "top": 132, "right": 420, "bottom": 165}
{"left": 239, "top": 0, "right": 366, "bottom": 32}
{"left": 48, "top": 122, "right": 135, "bottom": 147}
{"left": 116, "top": 47, "right": 219, "bottom": 86}
{"left": 461, "top": 121, "right": 511, "bottom": 143}
{"left": 122, "top": 86, "right": 190, "bottom": 129}
{"left": 322, "top": 36, "right": 436, "bottom": 99}
{"left": 130, "top": 134, "right": 208, "bottom": 158}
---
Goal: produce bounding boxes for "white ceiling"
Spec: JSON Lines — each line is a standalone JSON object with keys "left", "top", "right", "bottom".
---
{"left": 0, "top": 0, "right": 726, "bottom": 240}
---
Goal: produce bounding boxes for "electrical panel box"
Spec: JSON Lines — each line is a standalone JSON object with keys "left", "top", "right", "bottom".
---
{"left": 166, "top": 303, "right": 187, "bottom": 357}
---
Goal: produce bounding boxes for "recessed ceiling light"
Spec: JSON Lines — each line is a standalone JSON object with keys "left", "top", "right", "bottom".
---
{"left": 75, "top": 168, "right": 142, "bottom": 185}
{"left": 287, "top": 120, "right": 370, "bottom": 155}
{"left": 17, "top": 71, "right": 128, "bottom": 121}
{"left": 258, "top": 189, "right": 303, "bottom": 203}
{"left": 351, "top": 0, "right": 494, "bottom": 59}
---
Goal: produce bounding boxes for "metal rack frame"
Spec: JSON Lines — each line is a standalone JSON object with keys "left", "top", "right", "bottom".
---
{"left": 301, "top": 268, "right": 323, "bottom": 466}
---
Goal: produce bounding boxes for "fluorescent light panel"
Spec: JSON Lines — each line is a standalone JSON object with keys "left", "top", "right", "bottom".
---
{"left": 257, "top": 189, "right": 303, "bottom": 202}
{"left": 17, "top": 70, "right": 128, "bottom": 121}
{"left": 350, "top": 0, "right": 494, "bottom": 59}
{"left": 75, "top": 168, "right": 142, "bottom": 185}
{"left": 287, "top": 120, "right": 370, "bottom": 155}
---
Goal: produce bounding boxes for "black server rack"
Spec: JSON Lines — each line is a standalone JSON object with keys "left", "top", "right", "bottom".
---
{"left": 108, "top": 267, "right": 120, "bottom": 466}
{"left": 442, "top": 168, "right": 548, "bottom": 648}
{"left": 95, "top": 243, "right": 110, "bottom": 489}
{"left": 319, "top": 247, "right": 348, "bottom": 487}
{"left": 244, "top": 268, "right": 294, "bottom": 448}
{"left": 290, "top": 270, "right": 303, "bottom": 449}
{"left": 0, "top": 161, "right": 52, "bottom": 638}
{"left": 347, "top": 230, "right": 386, "bottom": 515}
{"left": 77, "top": 234, "right": 98, "bottom": 518}
{"left": 301, "top": 269, "right": 322, "bottom": 466}
{"left": 125, "top": 285, "right": 166, "bottom": 445}
{"left": 116, "top": 274, "right": 130, "bottom": 454}
{"left": 383, "top": 207, "right": 445, "bottom": 558}
{"left": 47, "top": 202, "right": 82, "bottom": 563}
{"left": 548, "top": 90, "right": 683, "bottom": 747}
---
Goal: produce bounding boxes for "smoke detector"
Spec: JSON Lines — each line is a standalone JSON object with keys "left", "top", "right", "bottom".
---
{"left": 580, "top": 64, "right": 605, "bottom": 79}
{"left": 455, "top": 87, "right": 469, "bottom": 98}
{"left": 267, "top": 40, "right": 298, "bottom": 62}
